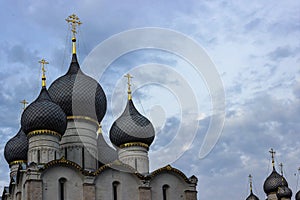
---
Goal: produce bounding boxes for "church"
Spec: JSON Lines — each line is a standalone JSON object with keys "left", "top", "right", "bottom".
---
{"left": 1, "top": 14, "right": 198, "bottom": 200}
{"left": 244, "top": 149, "right": 300, "bottom": 200}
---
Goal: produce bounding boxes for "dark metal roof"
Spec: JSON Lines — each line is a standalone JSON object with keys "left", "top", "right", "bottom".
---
{"left": 277, "top": 185, "right": 292, "bottom": 199}
{"left": 263, "top": 168, "right": 288, "bottom": 194}
{"left": 4, "top": 128, "right": 28, "bottom": 164}
{"left": 295, "top": 190, "right": 300, "bottom": 200}
{"left": 21, "top": 87, "right": 67, "bottom": 135}
{"left": 97, "top": 134, "right": 118, "bottom": 165}
{"left": 246, "top": 192, "right": 259, "bottom": 200}
{"left": 109, "top": 99, "right": 155, "bottom": 147}
{"left": 48, "top": 54, "right": 107, "bottom": 123}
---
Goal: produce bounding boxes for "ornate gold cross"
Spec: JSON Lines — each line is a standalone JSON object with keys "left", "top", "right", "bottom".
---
{"left": 39, "top": 59, "right": 49, "bottom": 87}
{"left": 65, "top": 14, "right": 82, "bottom": 38}
{"left": 124, "top": 73, "right": 133, "bottom": 100}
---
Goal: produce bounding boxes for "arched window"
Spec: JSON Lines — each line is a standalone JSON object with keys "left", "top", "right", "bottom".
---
{"left": 162, "top": 184, "right": 169, "bottom": 200}
{"left": 112, "top": 181, "right": 120, "bottom": 200}
{"left": 59, "top": 178, "right": 67, "bottom": 200}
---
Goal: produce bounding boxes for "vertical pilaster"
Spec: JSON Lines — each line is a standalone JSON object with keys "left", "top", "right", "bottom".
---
{"left": 83, "top": 176, "right": 95, "bottom": 200}
{"left": 25, "top": 180, "right": 42, "bottom": 200}
{"left": 139, "top": 186, "right": 151, "bottom": 200}
{"left": 185, "top": 190, "right": 198, "bottom": 200}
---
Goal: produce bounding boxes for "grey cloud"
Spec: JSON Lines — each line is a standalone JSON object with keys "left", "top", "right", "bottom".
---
{"left": 268, "top": 46, "right": 294, "bottom": 61}
{"left": 244, "top": 18, "right": 262, "bottom": 31}
{"left": 293, "top": 81, "right": 300, "bottom": 99}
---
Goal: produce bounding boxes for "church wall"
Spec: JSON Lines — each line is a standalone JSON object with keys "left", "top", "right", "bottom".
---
{"left": 41, "top": 166, "right": 83, "bottom": 200}
{"left": 95, "top": 168, "right": 140, "bottom": 200}
{"left": 150, "top": 172, "right": 189, "bottom": 200}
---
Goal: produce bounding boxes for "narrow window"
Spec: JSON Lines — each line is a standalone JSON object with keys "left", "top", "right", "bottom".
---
{"left": 135, "top": 158, "right": 138, "bottom": 170}
{"left": 162, "top": 185, "right": 169, "bottom": 200}
{"left": 113, "top": 181, "right": 120, "bottom": 200}
{"left": 37, "top": 150, "right": 40, "bottom": 163}
{"left": 54, "top": 151, "right": 57, "bottom": 160}
{"left": 82, "top": 147, "right": 85, "bottom": 169}
{"left": 64, "top": 148, "right": 67, "bottom": 159}
{"left": 59, "top": 178, "right": 67, "bottom": 200}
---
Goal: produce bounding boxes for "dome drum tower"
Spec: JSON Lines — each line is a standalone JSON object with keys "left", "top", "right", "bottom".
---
{"left": 48, "top": 15, "right": 107, "bottom": 171}
{"left": 110, "top": 74, "right": 155, "bottom": 174}
{"left": 21, "top": 59, "right": 67, "bottom": 165}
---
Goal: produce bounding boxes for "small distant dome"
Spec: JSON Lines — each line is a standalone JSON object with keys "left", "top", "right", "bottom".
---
{"left": 109, "top": 99, "right": 155, "bottom": 148}
{"left": 4, "top": 128, "right": 28, "bottom": 165}
{"left": 246, "top": 193, "right": 259, "bottom": 200}
{"left": 263, "top": 169, "right": 288, "bottom": 194}
{"left": 296, "top": 190, "right": 300, "bottom": 200}
{"left": 21, "top": 88, "right": 67, "bottom": 136}
{"left": 277, "top": 185, "right": 292, "bottom": 199}
{"left": 48, "top": 54, "right": 107, "bottom": 123}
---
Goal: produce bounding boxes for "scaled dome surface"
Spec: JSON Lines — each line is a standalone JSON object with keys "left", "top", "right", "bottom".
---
{"left": 4, "top": 128, "right": 28, "bottom": 164}
{"left": 277, "top": 185, "right": 292, "bottom": 199}
{"left": 246, "top": 193, "right": 259, "bottom": 200}
{"left": 110, "top": 99, "right": 155, "bottom": 147}
{"left": 263, "top": 169, "right": 288, "bottom": 194}
{"left": 48, "top": 54, "right": 107, "bottom": 123}
{"left": 296, "top": 190, "right": 300, "bottom": 200}
{"left": 21, "top": 88, "right": 67, "bottom": 135}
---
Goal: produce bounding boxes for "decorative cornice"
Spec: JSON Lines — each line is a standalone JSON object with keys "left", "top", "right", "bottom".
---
{"left": 41, "top": 157, "right": 92, "bottom": 176}
{"left": 119, "top": 142, "right": 149, "bottom": 150}
{"left": 9, "top": 160, "right": 27, "bottom": 167}
{"left": 28, "top": 130, "right": 61, "bottom": 138}
{"left": 148, "top": 165, "right": 191, "bottom": 183}
{"left": 67, "top": 115, "right": 100, "bottom": 128}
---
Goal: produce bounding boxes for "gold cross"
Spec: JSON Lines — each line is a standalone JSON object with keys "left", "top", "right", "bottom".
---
{"left": 39, "top": 59, "right": 49, "bottom": 87}
{"left": 124, "top": 73, "right": 133, "bottom": 100}
{"left": 248, "top": 174, "right": 253, "bottom": 192}
{"left": 20, "top": 99, "right": 28, "bottom": 110}
{"left": 269, "top": 148, "right": 276, "bottom": 168}
{"left": 66, "top": 14, "right": 82, "bottom": 38}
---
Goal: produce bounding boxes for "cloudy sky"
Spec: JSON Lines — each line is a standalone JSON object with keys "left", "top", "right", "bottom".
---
{"left": 0, "top": 0, "right": 299, "bottom": 199}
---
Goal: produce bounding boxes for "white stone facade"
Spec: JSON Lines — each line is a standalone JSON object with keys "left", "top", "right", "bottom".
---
{"left": 2, "top": 119, "right": 198, "bottom": 200}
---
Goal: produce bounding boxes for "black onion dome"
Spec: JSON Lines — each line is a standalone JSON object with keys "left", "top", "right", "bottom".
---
{"left": 21, "top": 87, "right": 67, "bottom": 135}
{"left": 296, "top": 190, "right": 300, "bottom": 200}
{"left": 263, "top": 169, "right": 288, "bottom": 194}
{"left": 48, "top": 54, "right": 107, "bottom": 123}
{"left": 246, "top": 192, "right": 259, "bottom": 200}
{"left": 4, "top": 128, "right": 28, "bottom": 164}
{"left": 277, "top": 185, "right": 292, "bottom": 199}
{"left": 109, "top": 99, "right": 155, "bottom": 147}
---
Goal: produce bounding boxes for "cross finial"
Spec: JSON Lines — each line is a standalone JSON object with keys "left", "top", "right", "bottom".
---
{"left": 279, "top": 163, "right": 284, "bottom": 176}
{"left": 66, "top": 14, "right": 82, "bottom": 38}
{"left": 248, "top": 174, "right": 253, "bottom": 193}
{"left": 66, "top": 14, "right": 82, "bottom": 54}
{"left": 269, "top": 148, "right": 276, "bottom": 169}
{"left": 124, "top": 73, "right": 133, "bottom": 100}
{"left": 20, "top": 99, "right": 28, "bottom": 110}
{"left": 39, "top": 59, "right": 49, "bottom": 87}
